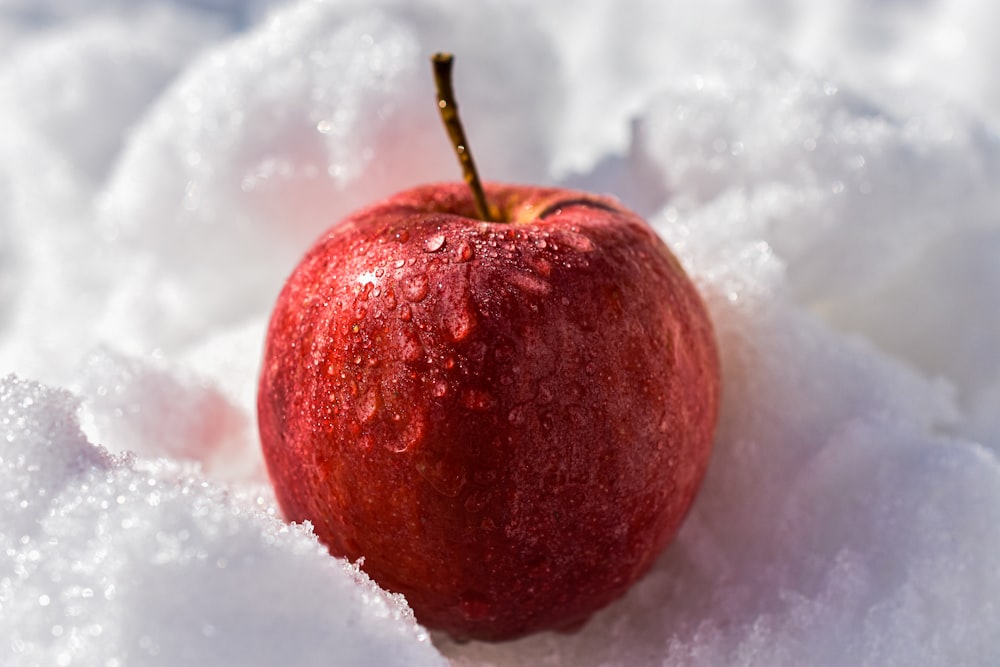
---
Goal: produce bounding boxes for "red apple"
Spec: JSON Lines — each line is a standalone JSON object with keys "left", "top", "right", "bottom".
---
{"left": 257, "top": 180, "right": 720, "bottom": 640}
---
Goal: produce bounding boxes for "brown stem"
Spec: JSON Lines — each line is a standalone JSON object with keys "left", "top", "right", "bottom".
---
{"left": 431, "top": 52, "right": 495, "bottom": 222}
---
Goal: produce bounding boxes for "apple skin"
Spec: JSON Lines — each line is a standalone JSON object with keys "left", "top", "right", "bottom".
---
{"left": 257, "top": 182, "right": 720, "bottom": 641}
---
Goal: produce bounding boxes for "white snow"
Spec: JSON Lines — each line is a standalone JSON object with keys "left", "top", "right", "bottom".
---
{"left": 2, "top": 0, "right": 999, "bottom": 665}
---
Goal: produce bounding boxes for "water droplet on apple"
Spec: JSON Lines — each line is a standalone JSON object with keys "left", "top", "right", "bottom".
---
{"left": 401, "top": 273, "right": 429, "bottom": 302}
{"left": 461, "top": 389, "right": 494, "bottom": 411}
{"left": 398, "top": 329, "right": 423, "bottom": 362}
{"left": 416, "top": 455, "right": 466, "bottom": 496}
{"left": 508, "top": 271, "right": 550, "bottom": 295}
{"left": 455, "top": 240, "right": 474, "bottom": 262}
{"left": 533, "top": 238, "right": 547, "bottom": 249}
{"left": 568, "top": 405, "right": 587, "bottom": 428}
{"left": 444, "top": 307, "right": 476, "bottom": 341}
{"left": 432, "top": 381, "right": 448, "bottom": 397}
{"left": 658, "top": 412, "right": 671, "bottom": 433}
{"left": 403, "top": 416, "right": 426, "bottom": 450}
{"left": 473, "top": 468, "right": 497, "bottom": 486}
{"left": 507, "top": 406, "right": 526, "bottom": 425}
{"left": 383, "top": 414, "right": 425, "bottom": 453}
{"left": 398, "top": 303, "right": 412, "bottom": 322}
{"left": 423, "top": 233, "right": 446, "bottom": 252}
{"left": 394, "top": 259, "right": 405, "bottom": 269}
{"left": 464, "top": 491, "right": 489, "bottom": 513}
{"left": 530, "top": 256, "right": 553, "bottom": 277}
{"left": 358, "top": 388, "right": 381, "bottom": 423}
{"left": 393, "top": 228, "right": 410, "bottom": 243}
{"left": 458, "top": 592, "right": 492, "bottom": 620}
{"left": 539, "top": 412, "right": 554, "bottom": 432}
{"left": 468, "top": 341, "right": 487, "bottom": 361}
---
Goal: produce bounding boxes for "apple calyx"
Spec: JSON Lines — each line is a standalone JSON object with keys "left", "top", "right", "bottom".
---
{"left": 432, "top": 52, "right": 497, "bottom": 223}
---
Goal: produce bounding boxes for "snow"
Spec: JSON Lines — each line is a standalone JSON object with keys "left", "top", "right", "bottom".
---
{"left": 1, "top": 0, "right": 999, "bottom": 665}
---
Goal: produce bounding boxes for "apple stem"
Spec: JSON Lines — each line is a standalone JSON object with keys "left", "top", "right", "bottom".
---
{"left": 432, "top": 53, "right": 496, "bottom": 222}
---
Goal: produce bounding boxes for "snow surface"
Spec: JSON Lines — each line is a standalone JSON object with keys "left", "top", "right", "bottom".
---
{"left": 2, "top": 0, "right": 999, "bottom": 665}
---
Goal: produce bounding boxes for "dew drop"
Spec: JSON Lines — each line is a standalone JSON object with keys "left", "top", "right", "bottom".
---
{"left": 398, "top": 303, "right": 412, "bottom": 322}
{"left": 433, "top": 381, "right": 448, "bottom": 397}
{"left": 539, "top": 412, "right": 555, "bottom": 432}
{"left": 507, "top": 406, "right": 526, "bottom": 425}
{"left": 530, "top": 256, "right": 553, "bottom": 277}
{"left": 473, "top": 468, "right": 497, "bottom": 486}
{"left": 461, "top": 389, "right": 494, "bottom": 411}
{"left": 398, "top": 329, "right": 423, "bottom": 362}
{"left": 456, "top": 240, "right": 474, "bottom": 262}
{"left": 358, "top": 388, "right": 381, "bottom": 423}
{"left": 423, "top": 233, "right": 446, "bottom": 252}
{"left": 508, "top": 271, "right": 550, "bottom": 295}
{"left": 568, "top": 405, "right": 588, "bottom": 428}
{"left": 445, "top": 307, "right": 476, "bottom": 341}
{"left": 464, "top": 491, "right": 489, "bottom": 513}
{"left": 557, "top": 230, "right": 595, "bottom": 252}
{"left": 384, "top": 415, "right": 426, "bottom": 453}
{"left": 403, "top": 416, "right": 426, "bottom": 450}
{"left": 394, "top": 228, "right": 410, "bottom": 243}
{"left": 401, "top": 273, "right": 429, "bottom": 302}
{"left": 416, "top": 455, "right": 466, "bottom": 496}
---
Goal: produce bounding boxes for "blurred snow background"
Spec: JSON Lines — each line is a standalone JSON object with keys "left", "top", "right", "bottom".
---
{"left": 2, "top": 0, "right": 999, "bottom": 665}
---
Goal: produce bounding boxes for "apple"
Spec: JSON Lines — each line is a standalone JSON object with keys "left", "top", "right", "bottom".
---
{"left": 256, "top": 54, "right": 720, "bottom": 641}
